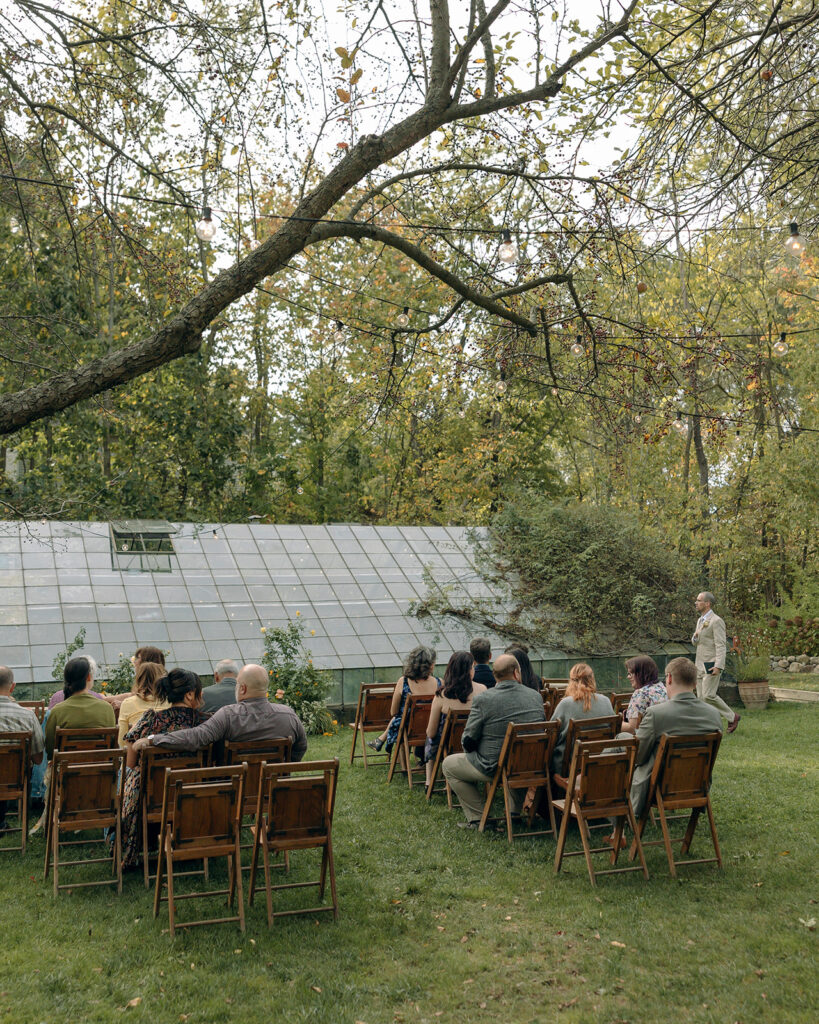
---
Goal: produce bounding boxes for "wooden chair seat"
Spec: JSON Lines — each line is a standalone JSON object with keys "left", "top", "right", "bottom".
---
{"left": 425, "top": 709, "right": 471, "bottom": 805}
{"left": 349, "top": 684, "right": 395, "bottom": 767}
{"left": 478, "top": 720, "right": 560, "bottom": 843}
{"left": 249, "top": 759, "right": 339, "bottom": 925}
{"left": 629, "top": 732, "right": 723, "bottom": 877}
{"left": 0, "top": 733, "right": 31, "bottom": 855}
{"left": 554, "top": 737, "right": 648, "bottom": 886}
{"left": 387, "top": 695, "right": 434, "bottom": 788}
{"left": 44, "top": 748, "right": 125, "bottom": 895}
{"left": 153, "top": 764, "right": 247, "bottom": 936}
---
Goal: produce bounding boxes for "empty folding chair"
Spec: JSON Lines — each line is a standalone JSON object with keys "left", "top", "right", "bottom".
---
{"left": 153, "top": 764, "right": 247, "bottom": 937}
{"left": 0, "top": 733, "right": 31, "bottom": 855}
{"left": 139, "top": 748, "right": 207, "bottom": 888}
{"left": 553, "top": 737, "right": 649, "bottom": 886}
{"left": 629, "top": 732, "right": 723, "bottom": 877}
{"left": 478, "top": 721, "right": 560, "bottom": 843}
{"left": 45, "top": 748, "right": 125, "bottom": 896}
{"left": 349, "top": 683, "right": 395, "bottom": 767}
{"left": 249, "top": 759, "right": 339, "bottom": 926}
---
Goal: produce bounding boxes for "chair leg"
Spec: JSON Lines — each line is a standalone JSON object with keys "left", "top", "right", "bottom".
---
{"left": 263, "top": 834, "right": 274, "bottom": 927}
{"left": 577, "top": 813, "right": 597, "bottom": 886}
{"left": 21, "top": 782, "right": 27, "bottom": 857}
{"left": 248, "top": 817, "right": 261, "bottom": 906}
{"left": 142, "top": 810, "right": 150, "bottom": 889}
{"left": 115, "top": 812, "right": 123, "bottom": 895}
{"left": 52, "top": 820, "right": 59, "bottom": 897}
{"left": 655, "top": 795, "right": 677, "bottom": 878}
{"left": 386, "top": 730, "right": 401, "bottom": 783}
{"left": 478, "top": 774, "right": 500, "bottom": 833}
{"left": 628, "top": 805, "right": 650, "bottom": 862}
{"left": 327, "top": 835, "right": 339, "bottom": 920}
{"left": 319, "top": 844, "right": 328, "bottom": 898}
{"left": 403, "top": 733, "right": 413, "bottom": 789}
{"left": 680, "top": 806, "right": 702, "bottom": 855}
{"left": 153, "top": 828, "right": 166, "bottom": 919}
{"left": 705, "top": 800, "right": 722, "bottom": 868}
{"left": 626, "top": 802, "right": 649, "bottom": 879}
{"left": 553, "top": 797, "right": 572, "bottom": 874}
{"left": 349, "top": 717, "right": 359, "bottom": 765}
{"left": 234, "top": 841, "right": 246, "bottom": 933}
{"left": 166, "top": 841, "right": 176, "bottom": 938}
{"left": 502, "top": 775, "right": 514, "bottom": 844}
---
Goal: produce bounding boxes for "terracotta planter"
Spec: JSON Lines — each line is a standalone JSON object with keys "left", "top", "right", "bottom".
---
{"left": 737, "top": 680, "right": 770, "bottom": 710}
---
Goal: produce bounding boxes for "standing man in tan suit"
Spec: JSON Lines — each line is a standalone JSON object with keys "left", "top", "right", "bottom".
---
{"left": 693, "top": 591, "right": 740, "bottom": 733}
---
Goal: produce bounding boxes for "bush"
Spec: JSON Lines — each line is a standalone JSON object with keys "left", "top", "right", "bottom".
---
{"left": 260, "top": 620, "right": 337, "bottom": 735}
{"left": 748, "top": 615, "right": 819, "bottom": 656}
{"left": 477, "top": 495, "right": 691, "bottom": 651}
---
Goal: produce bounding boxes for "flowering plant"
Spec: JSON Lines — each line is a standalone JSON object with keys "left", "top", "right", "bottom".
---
{"left": 260, "top": 620, "right": 336, "bottom": 735}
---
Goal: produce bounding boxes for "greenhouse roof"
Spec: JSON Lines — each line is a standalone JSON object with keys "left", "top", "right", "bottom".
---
{"left": 0, "top": 520, "right": 524, "bottom": 685}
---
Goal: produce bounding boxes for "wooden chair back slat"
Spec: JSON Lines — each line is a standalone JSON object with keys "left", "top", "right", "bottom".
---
{"left": 559, "top": 716, "right": 620, "bottom": 776}
{"left": 402, "top": 695, "right": 434, "bottom": 746}
{"left": 0, "top": 733, "right": 29, "bottom": 795}
{"left": 55, "top": 726, "right": 119, "bottom": 752}
{"left": 223, "top": 737, "right": 292, "bottom": 816}
{"left": 141, "top": 749, "right": 207, "bottom": 820}
{"left": 424, "top": 709, "right": 471, "bottom": 803}
{"left": 349, "top": 683, "right": 396, "bottom": 766}
{"left": 608, "top": 692, "right": 633, "bottom": 716}
{"left": 53, "top": 749, "right": 124, "bottom": 828}
{"left": 18, "top": 700, "right": 46, "bottom": 723}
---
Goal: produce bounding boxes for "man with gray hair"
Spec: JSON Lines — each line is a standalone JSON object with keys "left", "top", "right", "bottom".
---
{"left": 693, "top": 591, "right": 739, "bottom": 733}
{"left": 200, "top": 658, "right": 240, "bottom": 714}
{"left": 0, "top": 666, "right": 45, "bottom": 833}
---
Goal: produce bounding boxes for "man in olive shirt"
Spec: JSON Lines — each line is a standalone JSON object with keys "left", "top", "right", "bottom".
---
{"left": 131, "top": 663, "right": 307, "bottom": 760}
{"left": 442, "top": 654, "right": 545, "bottom": 827}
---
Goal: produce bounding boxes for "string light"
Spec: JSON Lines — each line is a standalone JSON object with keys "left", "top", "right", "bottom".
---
{"left": 495, "top": 380, "right": 508, "bottom": 394}
{"left": 571, "top": 336, "right": 585, "bottom": 356}
{"left": 551, "top": 387, "right": 559, "bottom": 395}
{"left": 248, "top": 237, "right": 260, "bottom": 250}
{"left": 212, "top": 529, "right": 219, "bottom": 539}
{"left": 499, "top": 228, "right": 516, "bottom": 263}
{"left": 785, "top": 222, "right": 806, "bottom": 255}
{"left": 458, "top": 409, "right": 466, "bottom": 418}
{"left": 332, "top": 321, "right": 345, "bottom": 343}
{"left": 772, "top": 332, "right": 789, "bottom": 355}
{"left": 672, "top": 413, "right": 687, "bottom": 433}
{"left": 195, "top": 206, "right": 217, "bottom": 242}
{"left": 396, "top": 306, "right": 410, "bottom": 328}
{"left": 296, "top": 486, "right": 304, "bottom": 494}
{"left": 632, "top": 413, "right": 642, "bottom": 424}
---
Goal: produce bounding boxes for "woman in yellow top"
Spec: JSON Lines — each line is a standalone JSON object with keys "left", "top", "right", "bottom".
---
{"left": 116, "top": 662, "right": 169, "bottom": 746}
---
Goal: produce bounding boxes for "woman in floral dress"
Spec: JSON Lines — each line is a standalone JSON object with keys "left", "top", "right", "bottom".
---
{"left": 620, "top": 655, "right": 668, "bottom": 734}
{"left": 120, "top": 668, "right": 203, "bottom": 867}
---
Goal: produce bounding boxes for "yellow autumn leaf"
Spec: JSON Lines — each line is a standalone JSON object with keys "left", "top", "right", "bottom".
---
{"left": 336, "top": 88, "right": 350, "bottom": 103}
{"left": 351, "top": 68, "right": 363, "bottom": 85}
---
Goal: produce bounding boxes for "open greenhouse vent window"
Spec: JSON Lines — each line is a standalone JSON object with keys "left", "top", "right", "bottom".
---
{"left": 110, "top": 520, "right": 177, "bottom": 573}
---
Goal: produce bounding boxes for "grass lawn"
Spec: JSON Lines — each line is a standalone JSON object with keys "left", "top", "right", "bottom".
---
{"left": 2, "top": 703, "right": 818, "bottom": 1024}
{"left": 770, "top": 671, "right": 819, "bottom": 692}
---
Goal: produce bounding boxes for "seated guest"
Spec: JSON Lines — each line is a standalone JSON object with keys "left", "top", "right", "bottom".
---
{"left": 200, "top": 658, "right": 240, "bottom": 714}
{"left": 47, "top": 654, "right": 107, "bottom": 710}
{"left": 116, "top": 662, "right": 169, "bottom": 746}
{"left": 469, "top": 637, "right": 495, "bottom": 689}
{"left": 424, "top": 651, "right": 487, "bottom": 785}
{"left": 620, "top": 655, "right": 667, "bottom": 734}
{"left": 121, "top": 668, "right": 204, "bottom": 867}
{"left": 131, "top": 663, "right": 307, "bottom": 760}
{"left": 367, "top": 646, "right": 440, "bottom": 753}
{"left": 507, "top": 647, "right": 541, "bottom": 692}
{"left": 611, "top": 657, "right": 723, "bottom": 839}
{"left": 104, "top": 646, "right": 168, "bottom": 714}
{"left": 442, "top": 654, "right": 545, "bottom": 827}
{"left": 45, "top": 657, "right": 116, "bottom": 757}
{"left": 549, "top": 662, "right": 613, "bottom": 774}
{"left": 0, "top": 666, "right": 45, "bottom": 833}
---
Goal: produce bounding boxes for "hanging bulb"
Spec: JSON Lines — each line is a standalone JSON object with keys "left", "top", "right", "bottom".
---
{"left": 212, "top": 529, "right": 219, "bottom": 539}
{"left": 296, "top": 486, "right": 304, "bottom": 495}
{"left": 458, "top": 409, "right": 466, "bottom": 419}
{"left": 495, "top": 380, "right": 508, "bottom": 395}
{"left": 396, "top": 306, "right": 410, "bottom": 328}
{"left": 672, "top": 413, "right": 687, "bottom": 433}
{"left": 248, "top": 237, "right": 260, "bottom": 251}
{"left": 571, "top": 336, "right": 584, "bottom": 356}
{"left": 633, "top": 413, "right": 642, "bottom": 424}
{"left": 551, "top": 387, "right": 559, "bottom": 396}
{"left": 499, "top": 228, "right": 516, "bottom": 263}
{"left": 195, "top": 206, "right": 217, "bottom": 242}
{"left": 332, "top": 321, "right": 345, "bottom": 343}
{"left": 772, "top": 332, "right": 788, "bottom": 356}
{"left": 785, "top": 222, "right": 806, "bottom": 255}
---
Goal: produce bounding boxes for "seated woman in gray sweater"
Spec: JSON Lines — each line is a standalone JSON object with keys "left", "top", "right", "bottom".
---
{"left": 549, "top": 662, "right": 613, "bottom": 774}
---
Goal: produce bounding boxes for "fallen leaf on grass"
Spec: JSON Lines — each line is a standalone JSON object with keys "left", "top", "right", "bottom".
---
{"left": 460, "top": 936, "right": 468, "bottom": 943}
{"left": 611, "top": 941, "right": 627, "bottom": 948}
{"left": 558, "top": 998, "right": 578, "bottom": 1010}
{"left": 311, "top": 985, "right": 322, "bottom": 993}
{"left": 798, "top": 917, "right": 816, "bottom": 930}
{"left": 92, "top": 967, "right": 103, "bottom": 974}
{"left": 479, "top": 1002, "right": 487, "bottom": 1009}
{"left": 126, "top": 997, "right": 141, "bottom": 1009}
{"left": 436, "top": 925, "right": 445, "bottom": 931}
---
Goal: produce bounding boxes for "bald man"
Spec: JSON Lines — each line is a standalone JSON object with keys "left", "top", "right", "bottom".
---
{"left": 132, "top": 663, "right": 307, "bottom": 760}
{"left": 442, "top": 654, "right": 545, "bottom": 827}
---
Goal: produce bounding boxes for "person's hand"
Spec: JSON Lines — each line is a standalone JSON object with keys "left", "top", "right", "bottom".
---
{"left": 620, "top": 719, "right": 637, "bottom": 734}
{"left": 132, "top": 737, "right": 151, "bottom": 752}
{"left": 710, "top": 666, "right": 721, "bottom": 675}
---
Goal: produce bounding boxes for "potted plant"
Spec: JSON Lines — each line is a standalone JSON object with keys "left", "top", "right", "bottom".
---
{"left": 729, "top": 637, "right": 770, "bottom": 710}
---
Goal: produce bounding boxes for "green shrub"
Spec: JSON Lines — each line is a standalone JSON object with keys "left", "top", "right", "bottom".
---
{"left": 260, "top": 620, "right": 337, "bottom": 735}
{"left": 750, "top": 615, "right": 819, "bottom": 656}
{"left": 99, "top": 653, "right": 136, "bottom": 695}
{"left": 51, "top": 627, "right": 87, "bottom": 681}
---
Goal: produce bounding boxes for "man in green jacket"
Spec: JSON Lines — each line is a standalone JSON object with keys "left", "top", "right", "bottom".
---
{"left": 442, "top": 654, "right": 545, "bottom": 827}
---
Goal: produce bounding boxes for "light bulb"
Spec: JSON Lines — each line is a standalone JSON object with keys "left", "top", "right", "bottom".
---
{"left": 396, "top": 306, "right": 410, "bottom": 328}
{"left": 571, "top": 337, "right": 584, "bottom": 356}
{"left": 633, "top": 413, "right": 642, "bottom": 424}
{"left": 551, "top": 387, "right": 559, "bottom": 396}
{"left": 212, "top": 529, "right": 219, "bottom": 539}
{"left": 496, "top": 380, "right": 508, "bottom": 394}
{"left": 499, "top": 228, "right": 516, "bottom": 263}
{"left": 248, "top": 237, "right": 260, "bottom": 250}
{"left": 296, "top": 486, "right": 304, "bottom": 494}
{"left": 458, "top": 409, "right": 466, "bottom": 419}
{"left": 122, "top": 544, "right": 129, "bottom": 551}
{"left": 672, "top": 415, "right": 686, "bottom": 433}
{"left": 773, "top": 333, "right": 788, "bottom": 355}
{"left": 195, "top": 206, "right": 217, "bottom": 242}
{"left": 332, "top": 321, "right": 345, "bottom": 343}
{"left": 785, "top": 221, "right": 806, "bottom": 255}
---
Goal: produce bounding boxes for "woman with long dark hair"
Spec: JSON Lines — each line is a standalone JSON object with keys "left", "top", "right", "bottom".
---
{"left": 120, "top": 668, "right": 203, "bottom": 868}
{"left": 423, "top": 651, "right": 487, "bottom": 784}
{"left": 507, "top": 647, "right": 541, "bottom": 691}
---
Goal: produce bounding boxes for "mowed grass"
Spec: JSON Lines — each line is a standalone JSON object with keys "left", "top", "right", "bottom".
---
{"left": 771, "top": 671, "right": 819, "bottom": 692}
{"left": 1, "top": 703, "right": 817, "bottom": 1024}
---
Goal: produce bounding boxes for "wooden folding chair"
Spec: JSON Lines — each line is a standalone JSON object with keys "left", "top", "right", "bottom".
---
{"left": 153, "top": 764, "right": 247, "bottom": 937}
{"left": 387, "top": 695, "right": 434, "bottom": 788}
{"left": 478, "top": 721, "right": 560, "bottom": 843}
{"left": 139, "top": 748, "right": 207, "bottom": 888}
{"left": 425, "top": 709, "right": 471, "bottom": 805}
{"left": 249, "top": 759, "right": 339, "bottom": 926}
{"left": 18, "top": 700, "right": 46, "bottom": 723}
{"left": 45, "top": 748, "right": 125, "bottom": 896}
{"left": 0, "top": 733, "right": 31, "bottom": 855}
{"left": 540, "top": 688, "right": 557, "bottom": 720}
{"left": 609, "top": 692, "right": 633, "bottom": 719}
{"left": 629, "top": 732, "right": 723, "bottom": 877}
{"left": 223, "top": 737, "right": 293, "bottom": 871}
{"left": 551, "top": 716, "right": 620, "bottom": 794}
{"left": 349, "top": 683, "right": 395, "bottom": 767}
{"left": 553, "top": 737, "right": 648, "bottom": 886}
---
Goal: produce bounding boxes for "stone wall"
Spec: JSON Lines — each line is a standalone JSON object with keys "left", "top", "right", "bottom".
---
{"left": 769, "top": 654, "right": 819, "bottom": 675}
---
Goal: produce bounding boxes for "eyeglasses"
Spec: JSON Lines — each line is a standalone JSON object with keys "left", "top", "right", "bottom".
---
{"left": 626, "top": 670, "right": 635, "bottom": 677}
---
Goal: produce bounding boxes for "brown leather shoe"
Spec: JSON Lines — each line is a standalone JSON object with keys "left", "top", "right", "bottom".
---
{"left": 727, "top": 713, "right": 741, "bottom": 734}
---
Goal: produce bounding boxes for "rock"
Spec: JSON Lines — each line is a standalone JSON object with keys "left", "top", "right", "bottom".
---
{"left": 797, "top": 654, "right": 810, "bottom": 664}
{"left": 788, "top": 662, "right": 806, "bottom": 673}
{"left": 814, "top": 664, "right": 819, "bottom": 674}
{"left": 777, "top": 659, "right": 789, "bottom": 669}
